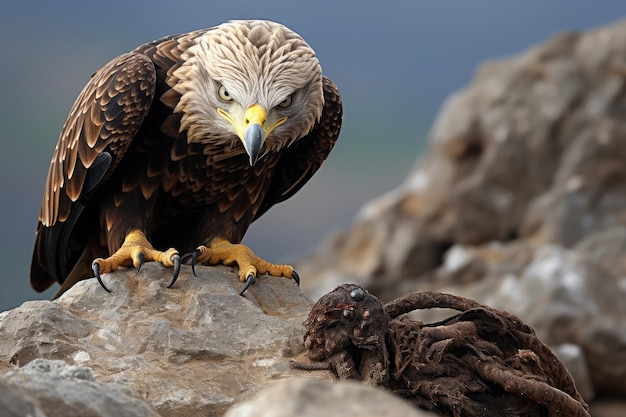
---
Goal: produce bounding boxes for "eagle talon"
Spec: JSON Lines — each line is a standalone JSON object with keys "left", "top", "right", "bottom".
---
{"left": 135, "top": 252, "right": 145, "bottom": 275}
{"left": 167, "top": 254, "right": 182, "bottom": 288}
{"left": 292, "top": 270, "right": 301, "bottom": 286}
{"left": 190, "top": 248, "right": 202, "bottom": 277}
{"left": 92, "top": 261, "right": 112, "bottom": 293}
{"left": 239, "top": 274, "right": 256, "bottom": 296}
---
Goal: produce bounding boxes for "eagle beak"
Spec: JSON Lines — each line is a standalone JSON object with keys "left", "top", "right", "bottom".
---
{"left": 244, "top": 123, "right": 264, "bottom": 166}
{"left": 218, "top": 103, "right": 288, "bottom": 166}
{"left": 242, "top": 103, "right": 268, "bottom": 166}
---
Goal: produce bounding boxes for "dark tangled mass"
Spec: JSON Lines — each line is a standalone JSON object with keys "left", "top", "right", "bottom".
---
{"left": 293, "top": 284, "right": 590, "bottom": 417}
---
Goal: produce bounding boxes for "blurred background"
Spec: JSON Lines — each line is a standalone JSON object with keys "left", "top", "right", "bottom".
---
{"left": 1, "top": 0, "right": 624, "bottom": 311}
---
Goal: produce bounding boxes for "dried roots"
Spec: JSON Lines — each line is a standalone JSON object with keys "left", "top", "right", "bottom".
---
{"left": 292, "top": 285, "right": 590, "bottom": 417}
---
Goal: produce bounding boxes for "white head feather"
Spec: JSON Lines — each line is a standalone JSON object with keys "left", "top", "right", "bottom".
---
{"left": 173, "top": 20, "right": 324, "bottom": 152}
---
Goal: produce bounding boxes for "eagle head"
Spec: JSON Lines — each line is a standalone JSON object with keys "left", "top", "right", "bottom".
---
{"left": 172, "top": 20, "right": 324, "bottom": 165}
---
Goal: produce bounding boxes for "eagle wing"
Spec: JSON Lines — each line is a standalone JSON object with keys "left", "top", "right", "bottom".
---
{"left": 253, "top": 76, "right": 343, "bottom": 221}
{"left": 31, "top": 52, "right": 157, "bottom": 291}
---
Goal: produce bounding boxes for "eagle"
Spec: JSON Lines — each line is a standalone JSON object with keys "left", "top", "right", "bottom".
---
{"left": 29, "top": 20, "right": 342, "bottom": 298}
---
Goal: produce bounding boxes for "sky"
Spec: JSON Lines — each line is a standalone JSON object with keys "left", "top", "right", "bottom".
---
{"left": 1, "top": 0, "right": 625, "bottom": 310}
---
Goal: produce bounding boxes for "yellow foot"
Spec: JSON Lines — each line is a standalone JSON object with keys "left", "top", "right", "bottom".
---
{"left": 92, "top": 229, "right": 180, "bottom": 293}
{"left": 191, "top": 238, "right": 300, "bottom": 295}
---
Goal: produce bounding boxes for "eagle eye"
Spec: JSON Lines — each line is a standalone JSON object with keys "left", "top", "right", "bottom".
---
{"left": 278, "top": 94, "right": 292, "bottom": 108}
{"left": 218, "top": 85, "right": 233, "bottom": 102}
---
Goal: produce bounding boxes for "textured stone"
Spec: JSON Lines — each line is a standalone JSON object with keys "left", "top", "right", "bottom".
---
{"left": 0, "top": 379, "right": 47, "bottom": 417}
{"left": 428, "top": 242, "right": 626, "bottom": 399}
{"left": 0, "top": 264, "right": 311, "bottom": 417}
{"left": 590, "top": 399, "right": 626, "bottom": 417}
{"left": 1, "top": 359, "right": 159, "bottom": 417}
{"left": 298, "top": 19, "right": 626, "bottom": 300}
{"left": 297, "top": 18, "right": 626, "bottom": 414}
{"left": 225, "top": 377, "right": 438, "bottom": 417}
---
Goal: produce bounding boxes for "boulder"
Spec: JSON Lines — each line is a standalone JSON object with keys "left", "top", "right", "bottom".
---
{"left": 0, "top": 264, "right": 311, "bottom": 417}
{"left": 225, "top": 377, "right": 438, "bottom": 417}
{"left": 298, "top": 19, "right": 626, "bottom": 300}
{"left": 1, "top": 261, "right": 599, "bottom": 417}
{"left": 428, "top": 241, "right": 626, "bottom": 398}
{"left": 0, "top": 358, "right": 159, "bottom": 417}
{"left": 296, "top": 18, "right": 626, "bottom": 413}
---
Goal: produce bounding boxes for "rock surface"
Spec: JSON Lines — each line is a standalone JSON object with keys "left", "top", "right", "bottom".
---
{"left": 1, "top": 359, "right": 159, "bottom": 417}
{"left": 412, "top": 241, "right": 626, "bottom": 401}
{"left": 0, "top": 264, "right": 311, "bottom": 417}
{"left": 225, "top": 377, "right": 438, "bottom": 417}
{"left": 299, "top": 19, "right": 626, "bottom": 297}
{"left": 297, "top": 18, "right": 626, "bottom": 414}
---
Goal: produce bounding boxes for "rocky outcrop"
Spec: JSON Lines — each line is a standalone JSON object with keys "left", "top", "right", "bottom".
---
{"left": 0, "top": 264, "right": 311, "bottom": 417}
{"left": 1, "top": 359, "right": 159, "bottom": 417}
{"left": 0, "top": 266, "right": 454, "bottom": 416}
{"left": 432, "top": 240, "right": 626, "bottom": 396}
{"left": 299, "top": 19, "right": 626, "bottom": 294}
{"left": 225, "top": 377, "right": 438, "bottom": 417}
{"left": 0, "top": 262, "right": 618, "bottom": 416}
{"left": 297, "top": 19, "right": 626, "bottom": 414}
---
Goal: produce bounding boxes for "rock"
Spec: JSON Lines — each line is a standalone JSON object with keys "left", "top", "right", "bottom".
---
{"left": 224, "top": 377, "right": 438, "bottom": 417}
{"left": 422, "top": 241, "right": 626, "bottom": 399}
{"left": 0, "top": 263, "right": 311, "bottom": 417}
{"left": 296, "top": 18, "right": 626, "bottom": 414}
{"left": 298, "top": 18, "right": 626, "bottom": 299}
{"left": 383, "top": 241, "right": 626, "bottom": 402}
{"left": 590, "top": 399, "right": 626, "bottom": 417}
{"left": 0, "top": 379, "right": 47, "bottom": 417}
{"left": 0, "top": 358, "right": 159, "bottom": 417}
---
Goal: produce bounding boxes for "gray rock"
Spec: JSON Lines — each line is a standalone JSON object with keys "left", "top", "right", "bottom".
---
{"left": 1, "top": 358, "right": 159, "bottom": 417}
{"left": 298, "top": 19, "right": 626, "bottom": 300}
{"left": 224, "top": 377, "right": 438, "bottom": 417}
{"left": 396, "top": 241, "right": 626, "bottom": 401}
{"left": 590, "top": 399, "right": 626, "bottom": 417}
{"left": 296, "top": 18, "right": 626, "bottom": 414}
{"left": 433, "top": 243, "right": 626, "bottom": 398}
{"left": 0, "top": 379, "right": 48, "bottom": 417}
{"left": 0, "top": 264, "right": 311, "bottom": 417}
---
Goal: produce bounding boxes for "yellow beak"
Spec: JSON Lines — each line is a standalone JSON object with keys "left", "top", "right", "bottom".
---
{"left": 243, "top": 104, "right": 266, "bottom": 166}
{"left": 218, "top": 103, "right": 287, "bottom": 166}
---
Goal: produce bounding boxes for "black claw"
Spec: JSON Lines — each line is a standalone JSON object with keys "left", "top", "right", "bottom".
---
{"left": 292, "top": 270, "right": 300, "bottom": 286}
{"left": 92, "top": 262, "right": 111, "bottom": 293}
{"left": 191, "top": 248, "right": 202, "bottom": 277}
{"left": 239, "top": 274, "right": 256, "bottom": 296}
{"left": 167, "top": 254, "right": 182, "bottom": 288}
{"left": 135, "top": 252, "right": 145, "bottom": 275}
